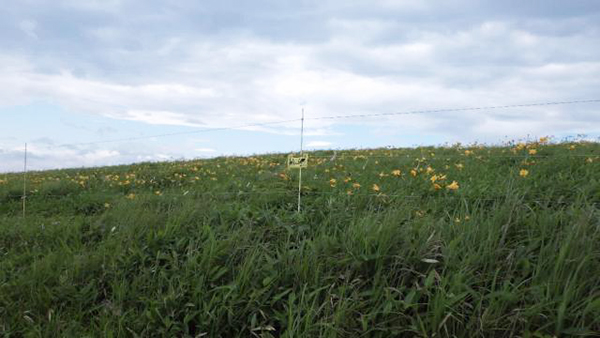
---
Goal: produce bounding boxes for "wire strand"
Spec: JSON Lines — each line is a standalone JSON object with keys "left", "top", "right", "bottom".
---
{"left": 46, "top": 118, "right": 302, "bottom": 148}
{"left": 307, "top": 99, "right": 600, "bottom": 121}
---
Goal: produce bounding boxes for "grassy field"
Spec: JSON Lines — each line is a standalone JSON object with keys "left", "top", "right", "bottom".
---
{"left": 1, "top": 140, "right": 599, "bottom": 337}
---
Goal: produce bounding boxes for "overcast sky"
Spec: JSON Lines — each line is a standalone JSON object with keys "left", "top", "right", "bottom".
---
{"left": 1, "top": 0, "right": 599, "bottom": 172}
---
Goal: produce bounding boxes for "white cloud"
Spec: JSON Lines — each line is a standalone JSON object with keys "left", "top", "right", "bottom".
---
{"left": 306, "top": 141, "right": 332, "bottom": 148}
{"left": 196, "top": 148, "right": 216, "bottom": 153}
{"left": 81, "top": 149, "right": 120, "bottom": 162}
{"left": 122, "top": 110, "right": 204, "bottom": 127}
{"left": 18, "top": 20, "right": 38, "bottom": 39}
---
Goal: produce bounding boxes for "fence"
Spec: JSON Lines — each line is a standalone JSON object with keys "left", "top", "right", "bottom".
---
{"left": 1, "top": 98, "right": 599, "bottom": 216}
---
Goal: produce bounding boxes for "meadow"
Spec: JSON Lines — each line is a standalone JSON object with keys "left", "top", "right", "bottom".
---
{"left": 1, "top": 139, "right": 599, "bottom": 337}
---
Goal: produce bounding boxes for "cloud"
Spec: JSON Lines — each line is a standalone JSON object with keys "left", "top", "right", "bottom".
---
{"left": 196, "top": 148, "right": 216, "bottom": 153}
{"left": 122, "top": 110, "right": 204, "bottom": 127}
{"left": 18, "top": 20, "right": 38, "bottom": 39}
{"left": 1, "top": 0, "right": 600, "bottom": 171}
{"left": 306, "top": 141, "right": 332, "bottom": 148}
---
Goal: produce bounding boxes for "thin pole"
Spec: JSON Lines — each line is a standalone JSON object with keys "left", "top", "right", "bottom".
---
{"left": 298, "top": 108, "right": 304, "bottom": 213}
{"left": 23, "top": 143, "right": 27, "bottom": 218}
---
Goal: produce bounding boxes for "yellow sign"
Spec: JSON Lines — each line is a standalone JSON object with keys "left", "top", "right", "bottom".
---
{"left": 287, "top": 154, "right": 309, "bottom": 169}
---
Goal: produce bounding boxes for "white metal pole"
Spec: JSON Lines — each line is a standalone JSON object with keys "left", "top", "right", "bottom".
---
{"left": 23, "top": 143, "right": 27, "bottom": 218}
{"left": 298, "top": 108, "right": 304, "bottom": 213}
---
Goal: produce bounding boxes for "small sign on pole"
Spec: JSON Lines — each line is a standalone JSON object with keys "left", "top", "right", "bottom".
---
{"left": 287, "top": 154, "right": 309, "bottom": 169}
{"left": 297, "top": 108, "right": 305, "bottom": 213}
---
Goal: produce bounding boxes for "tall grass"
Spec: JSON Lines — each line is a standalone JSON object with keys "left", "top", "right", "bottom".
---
{"left": 1, "top": 142, "right": 599, "bottom": 336}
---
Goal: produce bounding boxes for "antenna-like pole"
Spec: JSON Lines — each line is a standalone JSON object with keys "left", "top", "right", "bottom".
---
{"left": 23, "top": 143, "right": 27, "bottom": 218}
{"left": 298, "top": 108, "right": 304, "bottom": 213}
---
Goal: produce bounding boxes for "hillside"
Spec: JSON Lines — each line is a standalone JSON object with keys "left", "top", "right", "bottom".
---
{"left": 1, "top": 140, "right": 600, "bottom": 337}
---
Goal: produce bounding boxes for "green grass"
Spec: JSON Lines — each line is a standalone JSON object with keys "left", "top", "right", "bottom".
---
{"left": 1, "top": 141, "right": 599, "bottom": 337}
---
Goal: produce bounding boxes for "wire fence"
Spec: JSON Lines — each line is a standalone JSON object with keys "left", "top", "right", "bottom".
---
{"left": 1, "top": 98, "right": 599, "bottom": 217}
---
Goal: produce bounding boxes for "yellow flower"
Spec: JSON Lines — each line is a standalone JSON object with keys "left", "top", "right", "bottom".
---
{"left": 446, "top": 181, "right": 459, "bottom": 191}
{"left": 455, "top": 163, "right": 464, "bottom": 170}
{"left": 104, "top": 203, "right": 110, "bottom": 208}
{"left": 391, "top": 169, "right": 401, "bottom": 177}
{"left": 346, "top": 190, "right": 353, "bottom": 196}
{"left": 126, "top": 193, "right": 136, "bottom": 200}
{"left": 378, "top": 172, "right": 388, "bottom": 178}
{"left": 372, "top": 184, "right": 380, "bottom": 192}
{"left": 569, "top": 145, "right": 576, "bottom": 150}
{"left": 465, "top": 215, "right": 470, "bottom": 221}
{"left": 430, "top": 175, "right": 438, "bottom": 183}
{"left": 464, "top": 150, "right": 473, "bottom": 156}
{"left": 433, "top": 183, "right": 442, "bottom": 191}
{"left": 155, "top": 191, "right": 163, "bottom": 196}
{"left": 410, "top": 169, "right": 418, "bottom": 177}
{"left": 352, "top": 182, "right": 361, "bottom": 189}
{"left": 415, "top": 210, "right": 425, "bottom": 217}
{"left": 344, "top": 177, "right": 352, "bottom": 183}
{"left": 539, "top": 136, "right": 549, "bottom": 144}
{"left": 329, "top": 178, "right": 337, "bottom": 187}
{"left": 528, "top": 149, "right": 537, "bottom": 155}
{"left": 586, "top": 157, "right": 594, "bottom": 163}
{"left": 426, "top": 166, "right": 434, "bottom": 174}
{"left": 519, "top": 169, "right": 529, "bottom": 177}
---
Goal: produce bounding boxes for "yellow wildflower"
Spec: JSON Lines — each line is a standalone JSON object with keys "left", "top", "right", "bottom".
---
{"left": 126, "top": 193, "right": 136, "bottom": 200}
{"left": 410, "top": 169, "right": 418, "bottom": 177}
{"left": 528, "top": 149, "right": 537, "bottom": 155}
{"left": 346, "top": 190, "right": 353, "bottom": 196}
{"left": 329, "top": 178, "right": 337, "bottom": 187}
{"left": 430, "top": 175, "right": 439, "bottom": 183}
{"left": 155, "top": 191, "right": 163, "bottom": 196}
{"left": 446, "top": 181, "right": 459, "bottom": 191}
{"left": 344, "top": 177, "right": 352, "bottom": 183}
{"left": 586, "top": 157, "right": 594, "bottom": 163}
{"left": 426, "top": 166, "right": 434, "bottom": 174}
{"left": 519, "top": 169, "right": 529, "bottom": 177}
{"left": 455, "top": 163, "right": 464, "bottom": 170}
{"left": 391, "top": 169, "right": 402, "bottom": 177}
{"left": 372, "top": 184, "right": 380, "bottom": 192}
{"left": 104, "top": 203, "right": 110, "bottom": 208}
{"left": 569, "top": 145, "right": 576, "bottom": 150}
{"left": 433, "top": 183, "right": 442, "bottom": 191}
{"left": 352, "top": 182, "right": 361, "bottom": 189}
{"left": 539, "top": 136, "right": 549, "bottom": 144}
{"left": 464, "top": 150, "right": 473, "bottom": 156}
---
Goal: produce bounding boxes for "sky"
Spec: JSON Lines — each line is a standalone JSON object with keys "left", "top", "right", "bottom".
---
{"left": 1, "top": 0, "right": 599, "bottom": 172}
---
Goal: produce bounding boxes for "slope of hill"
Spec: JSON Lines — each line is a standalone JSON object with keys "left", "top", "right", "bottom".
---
{"left": 1, "top": 140, "right": 599, "bottom": 336}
